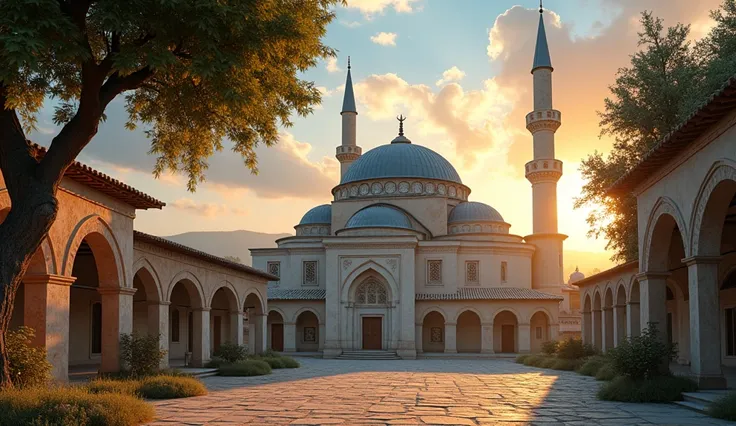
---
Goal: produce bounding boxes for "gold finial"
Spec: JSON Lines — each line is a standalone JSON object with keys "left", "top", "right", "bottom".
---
{"left": 397, "top": 114, "right": 406, "bottom": 136}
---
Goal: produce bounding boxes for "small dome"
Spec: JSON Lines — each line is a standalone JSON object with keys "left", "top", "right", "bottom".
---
{"left": 298, "top": 204, "right": 332, "bottom": 225}
{"left": 449, "top": 202, "right": 504, "bottom": 223}
{"left": 568, "top": 267, "right": 585, "bottom": 284}
{"left": 345, "top": 205, "right": 413, "bottom": 230}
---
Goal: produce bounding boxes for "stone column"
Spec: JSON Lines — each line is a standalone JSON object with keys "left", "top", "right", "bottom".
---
{"left": 284, "top": 322, "right": 297, "bottom": 353}
{"left": 683, "top": 256, "right": 727, "bottom": 389}
{"left": 481, "top": 322, "right": 494, "bottom": 354}
{"left": 614, "top": 303, "right": 627, "bottom": 346}
{"left": 444, "top": 322, "right": 457, "bottom": 353}
{"left": 22, "top": 274, "right": 76, "bottom": 382}
{"left": 627, "top": 301, "right": 640, "bottom": 338}
{"left": 247, "top": 320, "right": 256, "bottom": 354}
{"left": 230, "top": 310, "right": 244, "bottom": 346}
{"left": 415, "top": 324, "right": 423, "bottom": 354}
{"left": 637, "top": 272, "right": 669, "bottom": 342}
{"left": 258, "top": 313, "right": 268, "bottom": 354}
{"left": 318, "top": 323, "right": 325, "bottom": 352}
{"left": 191, "top": 307, "right": 211, "bottom": 367}
{"left": 518, "top": 324, "right": 531, "bottom": 353}
{"left": 98, "top": 286, "right": 136, "bottom": 373}
{"left": 602, "top": 306, "right": 613, "bottom": 352}
{"left": 148, "top": 301, "right": 170, "bottom": 368}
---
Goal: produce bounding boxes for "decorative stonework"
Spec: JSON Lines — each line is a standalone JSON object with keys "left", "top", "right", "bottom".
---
{"left": 355, "top": 278, "right": 388, "bottom": 305}
{"left": 448, "top": 222, "right": 511, "bottom": 235}
{"left": 526, "top": 109, "right": 562, "bottom": 134}
{"left": 386, "top": 258, "right": 398, "bottom": 272}
{"left": 332, "top": 178, "right": 470, "bottom": 202}
{"left": 525, "top": 159, "right": 563, "bottom": 184}
{"left": 342, "top": 259, "right": 353, "bottom": 270}
{"left": 641, "top": 196, "right": 688, "bottom": 271}
{"left": 295, "top": 224, "right": 330, "bottom": 236}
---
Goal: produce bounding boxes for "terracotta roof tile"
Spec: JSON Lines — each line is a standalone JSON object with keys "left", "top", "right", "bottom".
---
{"left": 267, "top": 288, "right": 326, "bottom": 300}
{"left": 416, "top": 287, "right": 563, "bottom": 301}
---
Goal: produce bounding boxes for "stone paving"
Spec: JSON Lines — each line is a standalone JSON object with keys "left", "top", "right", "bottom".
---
{"left": 149, "top": 358, "right": 734, "bottom": 425}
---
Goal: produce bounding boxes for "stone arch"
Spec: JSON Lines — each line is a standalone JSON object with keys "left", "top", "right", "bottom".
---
{"left": 342, "top": 260, "right": 398, "bottom": 303}
{"left": 641, "top": 197, "right": 689, "bottom": 271}
{"left": 294, "top": 309, "right": 320, "bottom": 352}
{"left": 419, "top": 306, "right": 448, "bottom": 323}
{"left": 268, "top": 307, "right": 287, "bottom": 321}
{"left": 527, "top": 307, "right": 553, "bottom": 324}
{"left": 493, "top": 309, "right": 519, "bottom": 353}
{"left": 208, "top": 281, "right": 240, "bottom": 311}
{"left": 629, "top": 276, "right": 641, "bottom": 304}
{"left": 166, "top": 270, "right": 205, "bottom": 308}
{"left": 63, "top": 215, "right": 124, "bottom": 288}
{"left": 456, "top": 309, "right": 482, "bottom": 353}
{"left": 689, "top": 160, "right": 736, "bottom": 256}
{"left": 614, "top": 279, "right": 627, "bottom": 305}
{"left": 603, "top": 287, "right": 615, "bottom": 350}
{"left": 421, "top": 309, "right": 446, "bottom": 353}
{"left": 132, "top": 258, "right": 162, "bottom": 302}
{"left": 615, "top": 280, "right": 628, "bottom": 345}
{"left": 25, "top": 237, "right": 57, "bottom": 275}
{"left": 582, "top": 293, "right": 593, "bottom": 345}
{"left": 292, "top": 307, "right": 323, "bottom": 324}
{"left": 529, "top": 309, "right": 551, "bottom": 353}
{"left": 492, "top": 306, "right": 522, "bottom": 324}
{"left": 454, "top": 306, "right": 483, "bottom": 323}
{"left": 243, "top": 287, "right": 267, "bottom": 314}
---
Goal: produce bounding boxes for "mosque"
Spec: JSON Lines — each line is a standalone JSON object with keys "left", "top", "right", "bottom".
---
{"left": 251, "top": 8, "right": 581, "bottom": 358}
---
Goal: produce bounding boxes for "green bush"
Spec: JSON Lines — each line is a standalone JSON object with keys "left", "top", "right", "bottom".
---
{"left": 708, "top": 391, "right": 736, "bottom": 421}
{"left": 6, "top": 326, "right": 52, "bottom": 389}
{"left": 87, "top": 379, "right": 139, "bottom": 396}
{"left": 552, "top": 358, "right": 582, "bottom": 371}
{"left": 598, "top": 375, "right": 697, "bottom": 402}
{"left": 595, "top": 363, "right": 618, "bottom": 381}
{"left": 541, "top": 340, "right": 559, "bottom": 356}
{"left": 278, "top": 356, "right": 300, "bottom": 368}
{"left": 577, "top": 356, "right": 608, "bottom": 376}
{"left": 212, "top": 342, "right": 248, "bottom": 363}
{"left": 119, "top": 333, "right": 166, "bottom": 378}
{"left": 218, "top": 360, "right": 272, "bottom": 376}
{"left": 556, "top": 337, "right": 597, "bottom": 360}
{"left": 205, "top": 356, "right": 227, "bottom": 368}
{"left": 539, "top": 356, "right": 557, "bottom": 368}
{"left": 607, "top": 323, "right": 676, "bottom": 380}
{"left": 522, "top": 355, "right": 543, "bottom": 367}
{"left": 515, "top": 354, "right": 530, "bottom": 364}
{"left": 260, "top": 349, "right": 279, "bottom": 357}
{"left": 137, "top": 376, "right": 207, "bottom": 399}
{"left": 260, "top": 356, "right": 286, "bottom": 369}
{"left": 0, "top": 386, "right": 154, "bottom": 425}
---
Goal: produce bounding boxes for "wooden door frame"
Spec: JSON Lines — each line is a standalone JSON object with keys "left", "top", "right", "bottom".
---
{"left": 361, "top": 316, "right": 383, "bottom": 350}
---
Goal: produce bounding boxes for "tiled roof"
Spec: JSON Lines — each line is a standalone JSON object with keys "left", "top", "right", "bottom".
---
{"left": 32, "top": 143, "right": 165, "bottom": 209}
{"left": 573, "top": 260, "right": 639, "bottom": 287}
{"left": 416, "top": 287, "right": 563, "bottom": 301}
{"left": 267, "top": 288, "right": 326, "bottom": 300}
{"left": 608, "top": 76, "right": 736, "bottom": 195}
{"left": 133, "top": 231, "right": 278, "bottom": 281}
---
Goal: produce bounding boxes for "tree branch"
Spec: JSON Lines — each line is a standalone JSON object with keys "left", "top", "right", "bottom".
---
{"left": 99, "top": 67, "right": 154, "bottom": 107}
{"left": 0, "top": 85, "right": 39, "bottom": 199}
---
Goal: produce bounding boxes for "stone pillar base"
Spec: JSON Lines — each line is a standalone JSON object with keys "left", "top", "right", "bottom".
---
{"left": 692, "top": 375, "right": 728, "bottom": 390}
{"left": 443, "top": 349, "right": 457, "bottom": 354}
{"left": 397, "top": 349, "right": 416, "bottom": 360}
{"left": 322, "top": 349, "right": 342, "bottom": 359}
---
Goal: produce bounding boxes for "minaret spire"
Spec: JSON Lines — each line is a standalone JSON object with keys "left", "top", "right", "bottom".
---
{"left": 341, "top": 57, "right": 357, "bottom": 114}
{"left": 337, "top": 57, "right": 361, "bottom": 179}
{"left": 532, "top": 1, "right": 553, "bottom": 73}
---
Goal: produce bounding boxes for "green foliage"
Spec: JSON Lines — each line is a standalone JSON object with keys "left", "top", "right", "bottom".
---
{"left": 119, "top": 333, "right": 166, "bottom": 378}
{"left": 87, "top": 375, "right": 206, "bottom": 400}
{"left": 205, "top": 356, "right": 227, "bottom": 369}
{"left": 0, "top": 386, "right": 155, "bottom": 426}
{"left": 539, "top": 357, "right": 557, "bottom": 369}
{"left": 212, "top": 343, "right": 248, "bottom": 363}
{"left": 87, "top": 379, "right": 139, "bottom": 396}
{"left": 556, "top": 337, "right": 597, "bottom": 360}
{"left": 218, "top": 360, "right": 272, "bottom": 377}
{"left": 552, "top": 358, "right": 583, "bottom": 371}
{"left": 251, "top": 355, "right": 300, "bottom": 369}
{"left": 6, "top": 326, "right": 51, "bottom": 389}
{"left": 597, "top": 375, "right": 697, "bottom": 402}
{"left": 577, "top": 356, "right": 609, "bottom": 377}
{"left": 522, "top": 355, "right": 543, "bottom": 367}
{"left": 607, "top": 323, "right": 676, "bottom": 380}
{"left": 541, "top": 340, "right": 559, "bottom": 356}
{"left": 695, "top": 0, "right": 736, "bottom": 109}
{"left": 515, "top": 355, "right": 530, "bottom": 364}
{"left": 594, "top": 363, "right": 618, "bottom": 381}
{"left": 708, "top": 391, "right": 736, "bottom": 421}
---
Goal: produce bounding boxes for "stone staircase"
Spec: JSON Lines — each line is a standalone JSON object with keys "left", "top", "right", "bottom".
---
{"left": 674, "top": 391, "right": 729, "bottom": 414}
{"left": 336, "top": 350, "right": 402, "bottom": 360}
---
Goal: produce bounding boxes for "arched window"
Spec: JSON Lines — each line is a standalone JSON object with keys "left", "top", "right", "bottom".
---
{"left": 355, "top": 278, "right": 388, "bottom": 305}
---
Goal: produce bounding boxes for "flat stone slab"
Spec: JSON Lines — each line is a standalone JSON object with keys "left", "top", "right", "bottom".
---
{"left": 148, "top": 358, "right": 733, "bottom": 425}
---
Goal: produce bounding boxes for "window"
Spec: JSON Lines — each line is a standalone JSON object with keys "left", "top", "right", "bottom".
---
{"left": 91, "top": 302, "right": 102, "bottom": 355}
{"left": 465, "top": 261, "right": 479, "bottom": 285}
{"left": 427, "top": 260, "right": 442, "bottom": 285}
{"left": 171, "top": 309, "right": 180, "bottom": 343}
{"left": 356, "top": 278, "right": 388, "bottom": 304}
{"left": 303, "top": 261, "right": 318, "bottom": 286}
{"left": 501, "top": 261, "right": 508, "bottom": 283}
{"left": 727, "top": 307, "right": 735, "bottom": 357}
{"left": 267, "top": 261, "right": 280, "bottom": 280}
{"left": 535, "top": 327, "right": 542, "bottom": 339}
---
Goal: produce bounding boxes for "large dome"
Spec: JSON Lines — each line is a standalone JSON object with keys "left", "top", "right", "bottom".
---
{"left": 449, "top": 202, "right": 504, "bottom": 223}
{"left": 298, "top": 204, "right": 332, "bottom": 225}
{"left": 340, "top": 143, "right": 462, "bottom": 185}
{"left": 345, "top": 205, "right": 413, "bottom": 230}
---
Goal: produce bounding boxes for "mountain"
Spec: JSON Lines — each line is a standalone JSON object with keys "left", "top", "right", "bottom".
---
{"left": 164, "top": 230, "right": 291, "bottom": 266}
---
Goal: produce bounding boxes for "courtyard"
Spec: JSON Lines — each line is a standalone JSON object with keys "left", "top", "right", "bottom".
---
{"left": 149, "top": 358, "right": 733, "bottom": 425}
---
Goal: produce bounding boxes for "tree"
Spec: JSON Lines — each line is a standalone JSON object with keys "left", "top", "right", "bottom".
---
{"left": 0, "top": 0, "right": 340, "bottom": 388}
{"left": 224, "top": 256, "right": 242, "bottom": 264}
{"left": 695, "top": 0, "right": 736, "bottom": 103}
{"left": 575, "top": 11, "right": 701, "bottom": 263}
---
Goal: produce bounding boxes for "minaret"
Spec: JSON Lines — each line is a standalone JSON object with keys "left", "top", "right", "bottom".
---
{"left": 525, "top": 2, "right": 567, "bottom": 295}
{"left": 336, "top": 57, "right": 362, "bottom": 179}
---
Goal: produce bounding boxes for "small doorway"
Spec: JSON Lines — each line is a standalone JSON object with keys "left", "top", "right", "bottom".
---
{"left": 362, "top": 317, "right": 382, "bottom": 350}
{"left": 271, "top": 324, "right": 284, "bottom": 352}
{"left": 501, "top": 324, "right": 515, "bottom": 353}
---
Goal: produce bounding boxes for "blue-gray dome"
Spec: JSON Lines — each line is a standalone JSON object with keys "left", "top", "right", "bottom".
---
{"left": 340, "top": 143, "right": 462, "bottom": 185}
{"left": 299, "top": 204, "right": 332, "bottom": 225}
{"left": 345, "top": 205, "right": 413, "bottom": 230}
{"left": 449, "top": 202, "right": 504, "bottom": 223}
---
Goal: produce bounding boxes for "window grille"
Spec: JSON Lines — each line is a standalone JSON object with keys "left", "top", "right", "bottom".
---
{"left": 427, "top": 260, "right": 442, "bottom": 285}
{"left": 303, "top": 261, "right": 318, "bottom": 286}
{"left": 466, "top": 261, "right": 479, "bottom": 284}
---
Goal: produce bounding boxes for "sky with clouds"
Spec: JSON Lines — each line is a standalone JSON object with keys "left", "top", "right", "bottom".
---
{"left": 28, "top": 0, "right": 725, "bottom": 255}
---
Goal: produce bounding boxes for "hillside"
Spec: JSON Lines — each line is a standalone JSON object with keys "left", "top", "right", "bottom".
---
{"left": 164, "top": 230, "right": 291, "bottom": 266}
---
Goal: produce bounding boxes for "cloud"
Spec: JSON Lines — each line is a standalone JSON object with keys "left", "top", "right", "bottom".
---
{"left": 435, "top": 66, "right": 466, "bottom": 87}
{"left": 370, "top": 32, "right": 398, "bottom": 46}
{"left": 171, "top": 198, "right": 248, "bottom": 217}
{"left": 325, "top": 56, "right": 342, "bottom": 73}
{"left": 340, "top": 20, "right": 362, "bottom": 28}
{"left": 346, "top": 0, "right": 421, "bottom": 17}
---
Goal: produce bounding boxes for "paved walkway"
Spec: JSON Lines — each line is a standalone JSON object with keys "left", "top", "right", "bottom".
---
{"left": 149, "top": 358, "right": 734, "bottom": 425}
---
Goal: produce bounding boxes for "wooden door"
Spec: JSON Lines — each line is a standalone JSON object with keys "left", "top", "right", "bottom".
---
{"left": 362, "top": 317, "right": 382, "bottom": 350}
{"left": 271, "top": 323, "right": 284, "bottom": 352}
{"left": 213, "top": 316, "right": 222, "bottom": 353}
{"left": 501, "top": 325, "right": 515, "bottom": 353}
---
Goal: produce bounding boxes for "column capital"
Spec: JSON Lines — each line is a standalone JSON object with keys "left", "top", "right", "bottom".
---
{"left": 284, "top": 322, "right": 296, "bottom": 326}
{"left": 23, "top": 274, "right": 76, "bottom": 287}
{"left": 681, "top": 255, "right": 722, "bottom": 266}
{"left": 98, "top": 286, "right": 137, "bottom": 296}
{"left": 602, "top": 306, "right": 613, "bottom": 312}
{"left": 636, "top": 271, "right": 671, "bottom": 281}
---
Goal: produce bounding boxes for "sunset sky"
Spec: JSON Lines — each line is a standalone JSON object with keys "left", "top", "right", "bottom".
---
{"left": 29, "top": 0, "right": 725, "bottom": 262}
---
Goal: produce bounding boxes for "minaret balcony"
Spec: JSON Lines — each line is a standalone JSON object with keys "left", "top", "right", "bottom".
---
{"left": 336, "top": 145, "right": 361, "bottom": 162}
{"left": 526, "top": 109, "right": 561, "bottom": 133}
{"left": 525, "top": 159, "right": 563, "bottom": 183}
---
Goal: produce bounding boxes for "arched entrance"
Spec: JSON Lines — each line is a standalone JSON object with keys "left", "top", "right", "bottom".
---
{"left": 456, "top": 310, "right": 481, "bottom": 353}
{"left": 422, "top": 311, "right": 445, "bottom": 353}
{"left": 168, "top": 277, "right": 204, "bottom": 366}
{"left": 615, "top": 284, "right": 627, "bottom": 345}
{"left": 295, "top": 311, "right": 319, "bottom": 352}
{"left": 268, "top": 310, "right": 284, "bottom": 352}
{"left": 210, "top": 286, "right": 239, "bottom": 354}
{"left": 244, "top": 292, "right": 266, "bottom": 354}
{"left": 529, "top": 311, "right": 550, "bottom": 353}
{"left": 603, "top": 288, "right": 614, "bottom": 352}
{"left": 593, "top": 292, "right": 602, "bottom": 351}
{"left": 582, "top": 294, "right": 592, "bottom": 346}
{"left": 493, "top": 310, "right": 518, "bottom": 353}
{"left": 349, "top": 272, "right": 392, "bottom": 351}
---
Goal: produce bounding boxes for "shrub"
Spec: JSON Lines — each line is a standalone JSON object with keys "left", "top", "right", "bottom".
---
{"left": 212, "top": 342, "right": 248, "bottom": 363}
{"left": 6, "top": 326, "right": 52, "bottom": 389}
{"left": 218, "top": 360, "right": 272, "bottom": 376}
{"left": 119, "top": 333, "right": 166, "bottom": 378}
{"left": 541, "top": 340, "right": 559, "bottom": 356}
{"left": 556, "top": 337, "right": 597, "bottom": 360}
{"left": 539, "top": 356, "right": 557, "bottom": 368}
{"left": 552, "top": 358, "right": 582, "bottom": 371}
{"left": 205, "top": 356, "right": 227, "bottom": 369}
{"left": 260, "top": 349, "right": 278, "bottom": 357}
{"left": 260, "top": 356, "right": 286, "bottom": 369}
{"left": 522, "top": 355, "right": 543, "bottom": 367}
{"left": 138, "top": 376, "right": 207, "bottom": 399}
{"left": 577, "top": 356, "right": 608, "bottom": 376}
{"left": 515, "top": 355, "right": 530, "bottom": 364}
{"left": 598, "top": 375, "right": 697, "bottom": 402}
{"left": 0, "top": 386, "right": 154, "bottom": 425}
{"left": 87, "top": 379, "right": 139, "bottom": 396}
{"left": 607, "top": 323, "right": 676, "bottom": 380}
{"left": 708, "top": 391, "right": 736, "bottom": 421}
{"left": 595, "top": 363, "right": 618, "bottom": 381}
{"left": 278, "top": 356, "right": 300, "bottom": 368}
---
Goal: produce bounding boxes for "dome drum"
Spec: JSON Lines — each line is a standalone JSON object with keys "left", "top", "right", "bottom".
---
{"left": 295, "top": 204, "right": 332, "bottom": 236}
{"left": 447, "top": 202, "right": 510, "bottom": 235}
{"left": 333, "top": 178, "right": 470, "bottom": 201}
